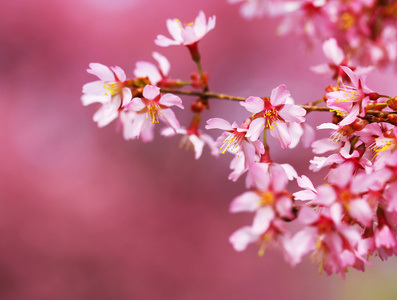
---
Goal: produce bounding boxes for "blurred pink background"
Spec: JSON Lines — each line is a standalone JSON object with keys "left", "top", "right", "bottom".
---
{"left": 2, "top": 0, "right": 397, "bottom": 299}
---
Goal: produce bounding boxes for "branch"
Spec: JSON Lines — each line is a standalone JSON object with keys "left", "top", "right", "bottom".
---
{"left": 160, "top": 88, "right": 397, "bottom": 116}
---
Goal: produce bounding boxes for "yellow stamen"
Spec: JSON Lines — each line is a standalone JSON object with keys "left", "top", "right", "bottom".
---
{"left": 103, "top": 82, "right": 120, "bottom": 96}
{"left": 339, "top": 12, "right": 355, "bottom": 30}
{"left": 259, "top": 191, "right": 275, "bottom": 206}
{"left": 220, "top": 133, "right": 243, "bottom": 154}
{"left": 147, "top": 102, "right": 161, "bottom": 124}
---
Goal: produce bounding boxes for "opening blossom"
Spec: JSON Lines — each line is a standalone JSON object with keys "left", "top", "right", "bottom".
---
{"left": 81, "top": 63, "right": 132, "bottom": 127}
{"left": 134, "top": 52, "right": 170, "bottom": 86}
{"left": 124, "top": 85, "right": 183, "bottom": 140}
{"left": 241, "top": 84, "right": 306, "bottom": 149}
{"left": 161, "top": 126, "right": 219, "bottom": 160}
{"left": 154, "top": 11, "right": 216, "bottom": 47}
{"left": 326, "top": 66, "right": 375, "bottom": 126}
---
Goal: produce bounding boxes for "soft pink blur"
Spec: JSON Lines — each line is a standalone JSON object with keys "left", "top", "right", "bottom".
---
{"left": 2, "top": 0, "right": 397, "bottom": 299}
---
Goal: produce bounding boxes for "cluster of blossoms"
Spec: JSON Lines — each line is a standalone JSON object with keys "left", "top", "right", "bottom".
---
{"left": 81, "top": 8, "right": 397, "bottom": 277}
{"left": 228, "top": 0, "right": 397, "bottom": 66}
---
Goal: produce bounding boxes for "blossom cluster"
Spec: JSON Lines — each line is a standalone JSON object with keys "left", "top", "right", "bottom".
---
{"left": 81, "top": 8, "right": 397, "bottom": 277}
{"left": 229, "top": 0, "right": 397, "bottom": 66}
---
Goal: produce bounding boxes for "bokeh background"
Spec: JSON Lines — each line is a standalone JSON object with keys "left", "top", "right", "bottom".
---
{"left": 2, "top": 0, "right": 397, "bottom": 299}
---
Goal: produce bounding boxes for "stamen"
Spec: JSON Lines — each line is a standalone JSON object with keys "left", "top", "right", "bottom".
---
{"left": 263, "top": 105, "right": 279, "bottom": 130}
{"left": 220, "top": 132, "right": 244, "bottom": 154}
{"left": 147, "top": 102, "right": 161, "bottom": 124}
{"left": 339, "top": 12, "right": 355, "bottom": 30}
{"left": 103, "top": 82, "right": 121, "bottom": 96}
{"left": 259, "top": 191, "right": 275, "bottom": 206}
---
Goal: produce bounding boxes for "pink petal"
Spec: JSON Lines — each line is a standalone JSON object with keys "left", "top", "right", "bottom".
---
{"left": 134, "top": 61, "right": 161, "bottom": 84}
{"left": 193, "top": 11, "right": 206, "bottom": 39}
{"left": 245, "top": 162, "right": 270, "bottom": 190}
{"left": 159, "top": 93, "right": 184, "bottom": 109}
{"left": 81, "top": 94, "right": 109, "bottom": 106}
{"left": 160, "top": 108, "right": 180, "bottom": 130}
{"left": 82, "top": 81, "right": 107, "bottom": 95}
{"left": 341, "top": 66, "right": 359, "bottom": 88}
{"left": 121, "top": 87, "right": 132, "bottom": 107}
{"left": 270, "top": 164, "right": 289, "bottom": 192}
{"left": 275, "top": 195, "right": 293, "bottom": 218}
{"left": 166, "top": 18, "right": 183, "bottom": 42}
{"left": 205, "top": 118, "right": 232, "bottom": 131}
{"left": 142, "top": 85, "right": 161, "bottom": 100}
{"left": 375, "top": 226, "right": 397, "bottom": 249}
{"left": 229, "top": 226, "right": 258, "bottom": 252}
{"left": 252, "top": 206, "right": 275, "bottom": 235}
{"left": 189, "top": 135, "right": 205, "bottom": 159}
{"left": 130, "top": 113, "right": 147, "bottom": 138}
{"left": 269, "top": 121, "right": 291, "bottom": 149}
{"left": 152, "top": 51, "right": 170, "bottom": 76}
{"left": 278, "top": 104, "right": 306, "bottom": 123}
{"left": 87, "top": 63, "right": 115, "bottom": 81}
{"left": 128, "top": 97, "right": 146, "bottom": 112}
{"left": 154, "top": 35, "right": 180, "bottom": 47}
{"left": 240, "top": 96, "right": 264, "bottom": 114}
{"left": 181, "top": 26, "right": 198, "bottom": 45}
{"left": 270, "top": 84, "right": 290, "bottom": 106}
{"left": 349, "top": 199, "right": 373, "bottom": 227}
{"left": 323, "top": 38, "right": 344, "bottom": 65}
{"left": 281, "top": 227, "right": 316, "bottom": 266}
{"left": 110, "top": 65, "right": 126, "bottom": 82}
{"left": 246, "top": 117, "right": 265, "bottom": 141}
{"left": 297, "top": 175, "right": 315, "bottom": 191}
{"left": 313, "top": 185, "right": 336, "bottom": 206}
{"left": 229, "top": 191, "right": 261, "bottom": 213}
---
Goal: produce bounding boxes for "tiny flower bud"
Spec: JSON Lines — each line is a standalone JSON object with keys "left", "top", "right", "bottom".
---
{"left": 368, "top": 92, "right": 380, "bottom": 100}
{"left": 387, "top": 113, "right": 397, "bottom": 126}
{"left": 350, "top": 118, "right": 368, "bottom": 131}
{"left": 387, "top": 97, "right": 397, "bottom": 111}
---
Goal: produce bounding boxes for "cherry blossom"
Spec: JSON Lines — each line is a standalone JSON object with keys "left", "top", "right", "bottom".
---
{"left": 81, "top": 63, "right": 132, "bottom": 127}
{"left": 241, "top": 84, "right": 306, "bottom": 149}
{"left": 134, "top": 52, "right": 170, "bottom": 86}
{"left": 326, "top": 66, "right": 375, "bottom": 126}
{"left": 124, "top": 85, "right": 183, "bottom": 140}
{"left": 161, "top": 126, "right": 218, "bottom": 159}
{"left": 154, "top": 11, "right": 216, "bottom": 47}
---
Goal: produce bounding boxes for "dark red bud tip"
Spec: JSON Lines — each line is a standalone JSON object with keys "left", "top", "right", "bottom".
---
{"left": 368, "top": 92, "right": 380, "bottom": 100}
{"left": 387, "top": 98, "right": 397, "bottom": 111}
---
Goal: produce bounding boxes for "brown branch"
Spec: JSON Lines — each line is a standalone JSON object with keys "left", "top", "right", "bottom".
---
{"left": 160, "top": 88, "right": 397, "bottom": 116}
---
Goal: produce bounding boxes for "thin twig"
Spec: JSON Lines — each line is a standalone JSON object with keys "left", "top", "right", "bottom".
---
{"left": 160, "top": 88, "right": 397, "bottom": 116}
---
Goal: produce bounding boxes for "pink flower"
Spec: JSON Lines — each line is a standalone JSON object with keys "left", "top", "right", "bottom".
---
{"left": 82, "top": 63, "right": 132, "bottom": 127}
{"left": 283, "top": 205, "right": 366, "bottom": 277}
{"left": 161, "top": 126, "right": 218, "bottom": 159}
{"left": 134, "top": 52, "right": 170, "bottom": 85}
{"left": 155, "top": 11, "right": 216, "bottom": 47}
{"left": 124, "top": 85, "right": 183, "bottom": 139}
{"left": 205, "top": 117, "right": 264, "bottom": 156}
{"left": 293, "top": 175, "right": 317, "bottom": 201}
{"left": 241, "top": 84, "right": 306, "bottom": 149}
{"left": 311, "top": 38, "right": 373, "bottom": 80}
{"left": 227, "top": 0, "right": 270, "bottom": 20}
{"left": 120, "top": 110, "right": 154, "bottom": 143}
{"left": 206, "top": 117, "right": 265, "bottom": 181}
{"left": 228, "top": 156, "right": 296, "bottom": 254}
{"left": 326, "top": 66, "right": 374, "bottom": 126}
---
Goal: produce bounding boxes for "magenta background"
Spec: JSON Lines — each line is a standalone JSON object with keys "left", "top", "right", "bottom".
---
{"left": 1, "top": 0, "right": 397, "bottom": 299}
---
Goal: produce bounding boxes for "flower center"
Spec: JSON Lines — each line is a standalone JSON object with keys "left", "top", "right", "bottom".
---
{"left": 371, "top": 137, "right": 395, "bottom": 153}
{"left": 259, "top": 191, "right": 275, "bottom": 206}
{"left": 220, "top": 131, "right": 244, "bottom": 154}
{"left": 147, "top": 102, "right": 161, "bottom": 124}
{"left": 263, "top": 99, "right": 279, "bottom": 130}
{"left": 103, "top": 82, "right": 121, "bottom": 96}
{"left": 339, "top": 12, "right": 355, "bottom": 30}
